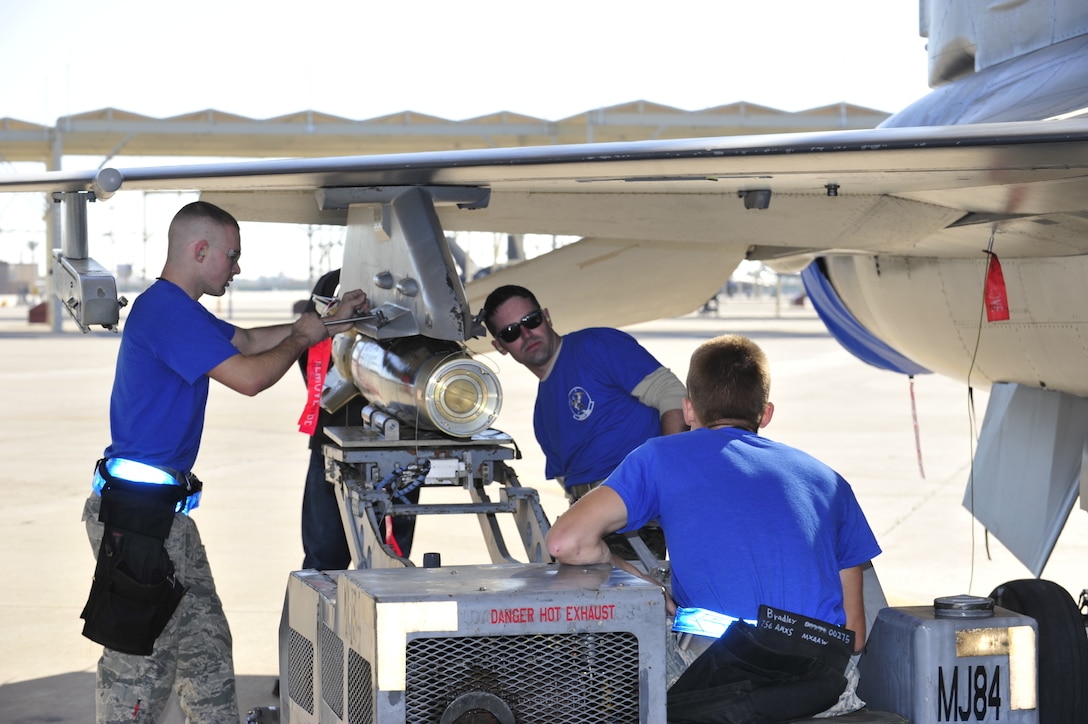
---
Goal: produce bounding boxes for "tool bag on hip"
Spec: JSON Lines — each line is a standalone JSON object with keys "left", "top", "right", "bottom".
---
{"left": 80, "top": 461, "right": 190, "bottom": 656}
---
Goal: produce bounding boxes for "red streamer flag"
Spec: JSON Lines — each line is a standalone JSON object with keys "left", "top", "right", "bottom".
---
{"left": 984, "top": 252, "right": 1010, "bottom": 322}
{"left": 298, "top": 337, "right": 333, "bottom": 435}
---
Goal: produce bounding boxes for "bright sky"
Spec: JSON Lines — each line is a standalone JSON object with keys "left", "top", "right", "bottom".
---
{"left": 0, "top": 0, "right": 931, "bottom": 282}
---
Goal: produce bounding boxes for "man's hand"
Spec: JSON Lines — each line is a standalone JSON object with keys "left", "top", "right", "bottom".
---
{"left": 297, "top": 288, "right": 368, "bottom": 343}
{"left": 214, "top": 288, "right": 370, "bottom": 396}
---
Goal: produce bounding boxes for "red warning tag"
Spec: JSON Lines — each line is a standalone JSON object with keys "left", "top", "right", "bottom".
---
{"left": 298, "top": 337, "right": 332, "bottom": 435}
{"left": 984, "top": 252, "right": 1010, "bottom": 322}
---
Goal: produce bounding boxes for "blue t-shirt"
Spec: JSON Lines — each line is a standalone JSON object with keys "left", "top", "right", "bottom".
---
{"left": 103, "top": 279, "right": 239, "bottom": 473}
{"left": 606, "top": 427, "right": 881, "bottom": 627}
{"left": 534, "top": 328, "right": 664, "bottom": 487}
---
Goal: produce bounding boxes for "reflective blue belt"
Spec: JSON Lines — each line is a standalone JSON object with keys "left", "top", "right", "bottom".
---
{"left": 92, "top": 457, "right": 201, "bottom": 514}
{"left": 672, "top": 607, "right": 756, "bottom": 639}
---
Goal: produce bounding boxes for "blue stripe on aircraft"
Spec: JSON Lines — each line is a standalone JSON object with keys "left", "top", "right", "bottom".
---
{"left": 801, "top": 261, "right": 930, "bottom": 377}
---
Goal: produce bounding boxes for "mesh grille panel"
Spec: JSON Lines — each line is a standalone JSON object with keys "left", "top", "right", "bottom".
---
{"left": 288, "top": 628, "right": 315, "bottom": 715}
{"left": 320, "top": 622, "right": 345, "bottom": 719}
{"left": 404, "top": 632, "right": 641, "bottom": 723}
{"left": 347, "top": 648, "right": 375, "bottom": 724}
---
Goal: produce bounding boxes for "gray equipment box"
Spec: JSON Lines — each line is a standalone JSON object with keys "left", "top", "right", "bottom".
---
{"left": 858, "top": 595, "right": 1038, "bottom": 723}
{"left": 283, "top": 563, "right": 668, "bottom": 723}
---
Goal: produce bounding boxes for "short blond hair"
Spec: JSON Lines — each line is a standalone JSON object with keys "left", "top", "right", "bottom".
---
{"left": 167, "top": 201, "right": 239, "bottom": 246}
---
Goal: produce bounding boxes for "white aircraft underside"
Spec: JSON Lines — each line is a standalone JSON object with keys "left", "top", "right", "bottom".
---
{"left": 7, "top": 120, "right": 1088, "bottom": 382}
{"left": 4, "top": 1, "right": 1088, "bottom": 576}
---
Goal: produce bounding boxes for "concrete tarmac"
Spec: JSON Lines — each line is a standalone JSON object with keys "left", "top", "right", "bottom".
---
{"left": 1, "top": 290, "right": 1084, "bottom": 723}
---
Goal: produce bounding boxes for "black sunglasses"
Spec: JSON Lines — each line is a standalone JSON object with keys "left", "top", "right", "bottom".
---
{"left": 497, "top": 309, "right": 545, "bottom": 343}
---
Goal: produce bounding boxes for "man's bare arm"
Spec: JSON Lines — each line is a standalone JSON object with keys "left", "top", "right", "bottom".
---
{"left": 660, "top": 408, "right": 688, "bottom": 435}
{"left": 210, "top": 326, "right": 315, "bottom": 396}
{"left": 231, "top": 322, "right": 295, "bottom": 356}
{"left": 840, "top": 564, "right": 867, "bottom": 652}
{"left": 546, "top": 486, "right": 628, "bottom": 566}
{"left": 209, "top": 289, "right": 366, "bottom": 396}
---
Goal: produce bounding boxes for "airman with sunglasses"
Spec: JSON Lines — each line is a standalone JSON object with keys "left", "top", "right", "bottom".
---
{"left": 480, "top": 284, "right": 687, "bottom": 560}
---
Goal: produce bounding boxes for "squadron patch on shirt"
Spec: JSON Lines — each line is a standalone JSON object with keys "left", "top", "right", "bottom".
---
{"left": 568, "top": 386, "right": 595, "bottom": 421}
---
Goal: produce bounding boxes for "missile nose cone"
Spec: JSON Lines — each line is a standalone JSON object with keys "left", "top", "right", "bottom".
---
{"left": 349, "top": 336, "right": 502, "bottom": 437}
{"left": 429, "top": 360, "right": 501, "bottom": 437}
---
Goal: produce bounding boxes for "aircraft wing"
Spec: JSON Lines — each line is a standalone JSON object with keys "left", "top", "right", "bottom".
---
{"left": 9, "top": 118, "right": 1088, "bottom": 576}
{"left": 5, "top": 118, "right": 1088, "bottom": 338}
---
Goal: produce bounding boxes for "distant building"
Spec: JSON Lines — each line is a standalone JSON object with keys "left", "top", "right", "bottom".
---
{"left": 1, "top": 261, "right": 40, "bottom": 297}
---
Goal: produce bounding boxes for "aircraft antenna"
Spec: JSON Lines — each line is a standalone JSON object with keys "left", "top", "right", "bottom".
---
{"left": 963, "top": 227, "right": 1001, "bottom": 593}
{"left": 908, "top": 376, "right": 925, "bottom": 479}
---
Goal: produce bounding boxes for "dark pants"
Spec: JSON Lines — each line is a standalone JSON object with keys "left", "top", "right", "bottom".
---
{"left": 667, "top": 621, "right": 846, "bottom": 723}
{"left": 301, "top": 448, "right": 352, "bottom": 570}
{"left": 301, "top": 448, "right": 419, "bottom": 569}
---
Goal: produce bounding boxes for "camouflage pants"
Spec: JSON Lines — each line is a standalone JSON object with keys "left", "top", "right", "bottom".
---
{"left": 664, "top": 627, "right": 713, "bottom": 689}
{"left": 83, "top": 494, "right": 239, "bottom": 723}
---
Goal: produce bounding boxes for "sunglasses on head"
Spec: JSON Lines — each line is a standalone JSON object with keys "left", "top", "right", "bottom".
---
{"left": 497, "top": 309, "right": 544, "bottom": 343}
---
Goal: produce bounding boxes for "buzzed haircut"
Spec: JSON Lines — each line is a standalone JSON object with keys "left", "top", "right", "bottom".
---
{"left": 480, "top": 285, "right": 542, "bottom": 337}
{"left": 686, "top": 334, "right": 771, "bottom": 431}
{"left": 168, "top": 201, "right": 239, "bottom": 243}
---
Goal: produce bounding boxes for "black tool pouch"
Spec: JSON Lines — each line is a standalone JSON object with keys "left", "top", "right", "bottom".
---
{"left": 80, "top": 463, "right": 190, "bottom": 656}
